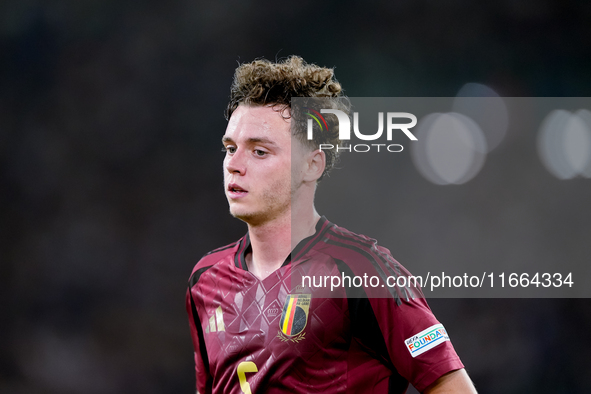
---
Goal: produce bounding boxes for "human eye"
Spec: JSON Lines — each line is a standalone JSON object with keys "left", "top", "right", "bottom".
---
{"left": 254, "top": 149, "right": 267, "bottom": 157}
{"left": 222, "top": 145, "right": 236, "bottom": 154}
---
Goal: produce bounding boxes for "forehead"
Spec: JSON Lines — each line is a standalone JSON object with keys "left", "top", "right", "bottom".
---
{"left": 224, "top": 105, "right": 291, "bottom": 142}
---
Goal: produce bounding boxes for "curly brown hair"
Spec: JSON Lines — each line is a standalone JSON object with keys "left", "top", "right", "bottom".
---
{"left": 226, "top": 56, "right": 349, "bottom": 180}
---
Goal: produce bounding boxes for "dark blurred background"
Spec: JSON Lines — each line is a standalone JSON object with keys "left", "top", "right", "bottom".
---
{"left": 1, "top": 1, "right": 591, "bottom": 393}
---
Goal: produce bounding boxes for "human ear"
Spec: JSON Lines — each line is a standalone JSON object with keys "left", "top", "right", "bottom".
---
{"left": 304, "top": 149, "right": 326, "bottom": 182}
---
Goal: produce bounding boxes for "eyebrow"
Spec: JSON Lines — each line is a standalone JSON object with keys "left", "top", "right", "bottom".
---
{"left": 221, "top": 136, "right": 277, "bottom": 146}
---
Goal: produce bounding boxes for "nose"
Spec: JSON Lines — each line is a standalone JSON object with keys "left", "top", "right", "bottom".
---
{"left": 225, "top": 149, "right": 246, "bottom": 175}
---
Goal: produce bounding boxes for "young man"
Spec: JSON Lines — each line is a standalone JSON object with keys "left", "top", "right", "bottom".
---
{"left": 186, "top": 56, "right": 477, "bottom": 393}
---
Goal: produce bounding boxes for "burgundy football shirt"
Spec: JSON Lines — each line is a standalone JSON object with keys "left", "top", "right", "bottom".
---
{"left": 186, "top": 217, "right": 463, "bottom": 393}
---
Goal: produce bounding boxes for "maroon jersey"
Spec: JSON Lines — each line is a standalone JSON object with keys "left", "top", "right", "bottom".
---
{"left": 186, "top": 217, "right": 463, "bottom": 393}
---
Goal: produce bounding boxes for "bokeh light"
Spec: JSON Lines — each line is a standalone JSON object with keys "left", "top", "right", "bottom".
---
{"left": 537, "top": 109, "right": 591, "bottom": 180}
{"left": 411, "top": 112, "right": 487, "bottom": 185}
{"left": 452, "top": 83, "right": 508, "bottom": 152}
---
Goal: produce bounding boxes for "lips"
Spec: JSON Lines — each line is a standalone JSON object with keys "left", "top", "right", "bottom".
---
{"left": 227, "top": 183, "right": 248, "bottom": 199}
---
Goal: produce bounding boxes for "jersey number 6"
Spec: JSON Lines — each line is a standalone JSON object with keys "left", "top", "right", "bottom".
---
{"left": 237, "top": 361, "right": 258, "bottom": 394}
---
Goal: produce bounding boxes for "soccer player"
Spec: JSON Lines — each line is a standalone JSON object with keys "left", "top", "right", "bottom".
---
{"left": 186, "top": 56, "right": 477, "bottom": 393}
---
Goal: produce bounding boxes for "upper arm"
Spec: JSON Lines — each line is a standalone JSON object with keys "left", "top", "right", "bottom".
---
{"left": 371, "top": 296, "right": 465, "bottom": 391}
{"left": 335, "top": 252, "right": 465, "bottom": 391}
{"left": 423, "top": 369, "right": 477, "bottom": 394}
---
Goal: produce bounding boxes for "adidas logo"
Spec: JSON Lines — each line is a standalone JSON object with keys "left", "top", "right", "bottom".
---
{"left": 205, "top": 306, "right": 225, "bottom": 333}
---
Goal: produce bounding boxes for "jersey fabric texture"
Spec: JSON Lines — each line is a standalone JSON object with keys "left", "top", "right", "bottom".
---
{"left": 186, "top": 217, "right": 463, "bottom": 393}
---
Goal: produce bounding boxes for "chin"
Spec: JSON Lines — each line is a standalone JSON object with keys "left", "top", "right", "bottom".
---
{"left": 230, "top": 208, "right": 256, "bottom": 222}
{"left": 230, "top": 208, "right": 274, "bottom": 227}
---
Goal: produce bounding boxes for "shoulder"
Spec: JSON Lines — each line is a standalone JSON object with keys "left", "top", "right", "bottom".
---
{"left": 316, "top": 221, "right": 396, "bottom": 264}
{"left": 314, "top": 221, "right": 420, "bottom": 300}
{"left": 188, "top": 239, "right": 242, "bottom": 288}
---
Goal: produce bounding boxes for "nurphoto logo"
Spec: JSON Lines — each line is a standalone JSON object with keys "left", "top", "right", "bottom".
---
{"left": 306, "top": 109, "right": 418, "bottom": 153}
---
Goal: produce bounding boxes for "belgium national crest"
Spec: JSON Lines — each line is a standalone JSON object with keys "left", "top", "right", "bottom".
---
{"left": 279, "top": 294, "right": 311, "bottom": 337}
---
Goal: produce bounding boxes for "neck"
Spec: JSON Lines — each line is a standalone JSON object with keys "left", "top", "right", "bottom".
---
{"left": 246, "top": 204, "right": 320, "bottom": 280}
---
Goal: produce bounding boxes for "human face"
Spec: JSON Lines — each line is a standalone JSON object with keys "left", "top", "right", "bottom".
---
{"left": 222, "top": 105, "right": 296, "bottom": 226}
